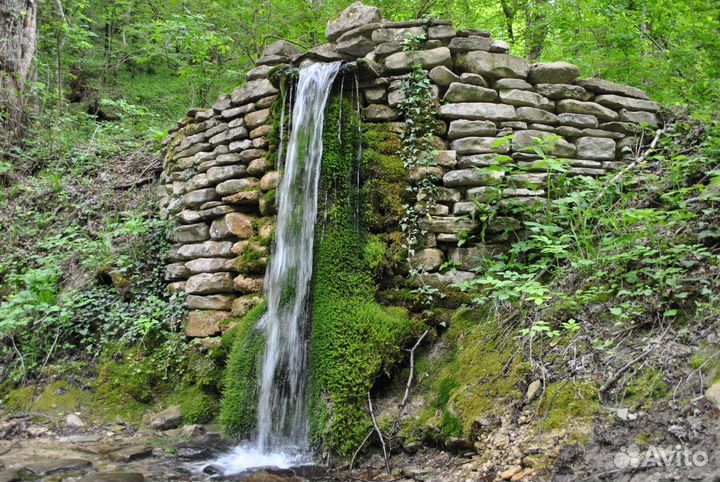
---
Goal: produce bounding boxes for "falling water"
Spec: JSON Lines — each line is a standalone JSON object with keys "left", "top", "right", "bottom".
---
{"left": 255, "top": 61, "right": 342, "bottom": 452}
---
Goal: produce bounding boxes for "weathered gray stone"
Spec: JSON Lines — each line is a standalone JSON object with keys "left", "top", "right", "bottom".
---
{"left": 459, "top": 73, "right": 488, "bottom": 87}
{"left": 499, "top": 89, "right": 553, "bottom": 110}
{"left": 618, "top": 109, "right": 659, "bottom": 126}
{"left": 577, "top": 78, "right": 650, "bottom": 100}
{"left": 384, "top": 47, "right": 453, "bottom": 73}
{"left": 174, "top": 223, "right": 210, "bottom": 243}
{"left": 373, "top": 41, "right": 404, "bottom": 57}
{"left": 581, "top": 128, "right": 624, "bottom": 139}
{"left": 182, "top": 188, "right": 220, "bottom": 208}
{"left": 534, "top": 83, "right": 591, "bottom": 101}
{"left": 435, "top": 150, "right": 457, "bottom": 168}
{"left": 225, "top": 212, "right": 255, "bottom": 239}
{"left": 410, "top": 248, "right": 445, "bottom": 271}
{"left": 185, "top": 272, "right": 234, "bottom": 295}
{"left": 447, "top": 119, "right": 497, "bottom": 139}
{"left": 451, "top": 137, "right": 509, "bottom": 155}
{"left": 595, "top": 94, "right": 660, "bottom": 112}
{"left": 231, "top": 79, "right": 278, "bottom": 106}
{"left": 448, "top": 36, "right": 491, "bottom": 52}
{"left": 206, "top": 165, "right": 247, "bottom": 184}
{"left": 150, "top": 405, "right": 182, "bottom": 429}
{"left": 245, "top": 109, "right": 271, "bottom": 128}
{"left": 556, "top": 99, "right": 618, "bottom": 121}
{"left": 187, "top": 294, "right": 235, "bottom": 311}
{"left": 227, "top": 139, "right": 253, "bottom": 153}
{"left": 443, "top": 82, "right": 498, "bottom": 103}
{"left": 215, "top": 178, "right": 256, "bottom": 196}
{"left": 22, "top": 459, "right": 91, "bottom": 476}
{"left": 222, "top": 104, "right": 255, "bottom": 120}
{"left": 489, "top": 40, "right": 510, "bottom": 53}
{"left": 458, "top": 154, "right": 503, "bottom": 168}
{"left": 238, "top": 148, "right": 266, "bottom": 162}
{"left": 528, "top": 61, "right": 580, "bottom": 84}
{"left": 574, "top": 137, "right": 617, "bottom": 160}
{"left": 443, "top": 168, "right": 504, "bottom": 187}
{"left": 165, "top": 263, "right": 190, "bottom": 281}
{"left": 246, "top": 65, "right": 273, "bottom": 81}
{"left": 409, "top": 166, "right": 444, "bottom": 184}
{"left": 364, "top": 87, "right": 387, "bottom": 104}
{"left": 371, "top": 26, "right": 424, "bottom": 42}
{"left": 429, "top": 66, "right": 460, "bottom": 87}
{"left": 185, "top": 310, "right": 228, "bottom": 337}
{"left": 558, "top": 112, "right": 598, "bottom": 128}
{"left": 363, "top": 104, "right": 400, "bottom": 122}
{"left": 414, "top": 271, "right": 475, "bottom": 289}
{"left": 435, "top": 187, "right": 462, "bottom": 203}
{"left": 439, "top": 102, "right": 516, "bottom": 121}
{"left": 185, "top": 257, "right": 232, "bottom": 274}
{"left": 705, "top": 381, "right": 720, "bottom": 410}
{"left": 177, "top": 240, "right": 234, "bottom": 259}
{"left": 512, "top": 130, "right": 576, "bottom": 157}
{"left": 326, "top": 2, "right": 381, "bottom": 41}
{"left": 247, "top": 157, "right": 267, "bottom": 176}
{"left": 516, "top": 107, "right": 559, "bottom": 125}
{"left": 449, "top": 245, "right": 505, "bottom": 270}
{"left": 494, "top": 78, "right": 533, "bottom": 90}
{"left": 259, "top": 40, "right": 301, "bottom": 62}
{"left": 456, "top": 51, "right": 530, "bottom": 79}
{"left": 428, "top": 24, "right": 457, "bottom": 40}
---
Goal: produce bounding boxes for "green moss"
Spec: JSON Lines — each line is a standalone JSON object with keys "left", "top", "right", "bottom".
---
{"left": 235, "top": 243, "right": 268, "bottom": 274}
{"left": 307, "top": 96, "right": 422, "bottom": 457}
{"left": 219, "top": 301, "right": 266, "bottom": 438}
{"left": 262, "top": 188, "right": 276, "bottom": 206}
{"left": 623, "top": 369, "right": 670, "bottom": 406}
{"left": 2, "top": 386, "right": 35, "bottom": 412}
{"left": 538, "top": 382, "right": 600, "bottom": 431}
{"left": 179, "top": 385, "right": 219, "bottom": 424}
{"left": 32, "top": 381, "right": 81, "bottom": 413}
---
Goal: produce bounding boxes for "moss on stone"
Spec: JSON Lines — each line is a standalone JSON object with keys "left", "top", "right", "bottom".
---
{"left": 538, "top": 382, "right": 600, "bottom": 431}
{"left": 307, "top": 96, "right": 422, "bottom": 457}
{"left": 179, "top": 385, "right": 220, "bottom": 424}
{"left": 219, "top": 301, "right": 266, "bottom": 438}
{"left": 235, "top": 243, "right": 268, "bottom": 274}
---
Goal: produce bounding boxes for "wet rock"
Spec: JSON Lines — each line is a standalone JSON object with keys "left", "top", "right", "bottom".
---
{"left": 107, "top": 445, "right": 153, "bottom": 463}
{"left": 325, "top": 2, "right": 381, "bottom": 42}
{"left": 77, "top": 474, "right": 145, "bottom": 482}
{"left": 22, "top": 459, "right": 91, "bottom": 476}
{"left": 150, "top": 405, "right": 182, "bottom": 430}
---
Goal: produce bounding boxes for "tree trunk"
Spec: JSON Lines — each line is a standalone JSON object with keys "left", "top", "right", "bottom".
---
{"left": 0, "top": 0, "right": 37, "bottom": 146}
{"left": 524, "top": 0, "right": 548, "bottom": 61}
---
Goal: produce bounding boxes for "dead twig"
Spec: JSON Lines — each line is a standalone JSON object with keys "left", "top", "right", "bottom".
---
{"left": 367, "top": 391, "right": 390, "bottom": 473}
{"left": 350, "top": 428, "right": 374, "bottom": 471}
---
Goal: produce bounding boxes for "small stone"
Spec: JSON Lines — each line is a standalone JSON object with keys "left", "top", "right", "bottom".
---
{"left": 108, "top": 446, "right": 154, "bottom": 462}
{"left": 247, "top": 157, "right": 267, "bottom": 176}
{"left": 428, "top": 66, "right": 459, "bottom": 87}
{"left": 410, "top": 248, "right": 445, "bottom": 271}
{"left": 558, "top": 113, "right": 598, "bottom": 128}
{"left": 232, "top": 295, "right": 263, "bottom": 317}
{"left": 173, "top": 223, "right": 210, "bottom": 243}
{"left": 526, "top": 380, "right": 542, "bottom": 402}
{"left": 65, "top": 413, "right": 85, "bottom": 428}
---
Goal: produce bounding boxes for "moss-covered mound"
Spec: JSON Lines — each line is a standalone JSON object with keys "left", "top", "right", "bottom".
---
{"left": 307, "top": 95, "right": 422, "bottom": 457}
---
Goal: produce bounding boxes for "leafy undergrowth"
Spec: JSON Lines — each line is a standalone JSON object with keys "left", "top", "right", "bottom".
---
{"left": 399, "top": 115, "right": 720, "bottom": 454}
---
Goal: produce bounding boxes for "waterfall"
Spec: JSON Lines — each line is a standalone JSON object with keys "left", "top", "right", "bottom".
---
{"left": 255, "top": 61, "right": 342, "bottom": 452}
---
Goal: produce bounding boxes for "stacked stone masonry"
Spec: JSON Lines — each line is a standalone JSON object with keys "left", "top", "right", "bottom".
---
{"left": 158, "top": 2, "right": 661, "bottom": 337}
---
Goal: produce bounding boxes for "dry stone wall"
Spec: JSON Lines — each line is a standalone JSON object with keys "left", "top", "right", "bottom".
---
{"left": 158, "top": 2, "right": 661, "bottom": 338}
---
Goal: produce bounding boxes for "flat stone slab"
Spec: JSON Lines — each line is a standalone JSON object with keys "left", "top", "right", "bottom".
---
{"left": 0, "top": 470, "right": 21, "bottom": 482}
{"left": 57, "top": 434, "right": 103, "bottom": 444}
{"left": 22, "top": 458, "right": 91, "bottom": 476}
{"left": 78, "top": 473, "right": 145, "bottom": 482}
{"left": 108, "top": 446, "right": 153, "bottom": 462}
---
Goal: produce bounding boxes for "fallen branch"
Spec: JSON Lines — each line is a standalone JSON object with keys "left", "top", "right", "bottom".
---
{"left": 399, "top": 329, "right": 429, "bottom": 411}
{"left": 367, "top": 391, "right": 390, "bottom": 473}
{"left": 599, "top": 347, "right": 654, "bottom": 395}
{"left": 113, "top": 176, "right": 155, "bottom": 190}
{"left": 350, "top": 428, "right": 374, "bottom": 471}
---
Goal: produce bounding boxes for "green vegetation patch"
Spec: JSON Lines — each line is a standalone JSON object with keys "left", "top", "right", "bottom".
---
{"left": 219, "top": 301, "right": 266, "bottom": 438}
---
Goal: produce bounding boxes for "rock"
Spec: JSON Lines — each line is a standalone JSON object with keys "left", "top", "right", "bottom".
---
{"left": 244, "top": 109, "right": 271, "bottom": 129}
{"left": 77, "top": 473, "right": 145, "bottom": 482}
{"left": 435, "top": 150, "right": 457, "bottom": 168}
{"left": 528, "top": 61, "right": 580, "bottom": 84}
{"left": 429, "top": 66, "right": 460, "bottom": 87}
{"left": 410, "top": 248, "right": 445, "bottom": 271}
{"left": 577, "top": 78, "right": 650, "bottom": 100}
{"left": 449, "top": 245, "right": 504, "bottom": 269}
{"left": 414, "top": 271, "right": 475, "bottom": 289}
{"left": 516, "top": 107, "right": 559, "bottom": 125}
{"left": 512, "top": 130, "right": 576, "bottom": 157}
{"left": 325, "top": 2, "right": 381, "bottom": 42}
{"left": 451, "top": 137, "right": 509, "bottom": 155}
{"left": 260, "top": 171, "right": 280, "bottom": 191}
{"left": 187, "top": 294, "right": 235, "bottom": 310}
{"left": 444, "top": 168, "right": 504, "bottom": 187}
{"left": 231, "top": 79, "right": 278, "bottom": 106}
{"left": 260, "top": 40, "right": 300, "bottom": 61}
{"left": 185, "top": 272, "right": 234, "bottom": 295}
{"left": 215, "top": 178, "right": 256, "bottom": 197}
{"left": 371, "top": 26, "right": 424, "bottom": 42}
{"left": 335, "top": 25, "right": 379, "bottom": 57}
{"left": 182, "top": 188, "right": 220, "bottom": 208}
{"left": 558, "top": 112, "right": 598, "bottom": 128}
{"left": 534, "top": 83, "right": 591, "bottom": 101}
{"left": 246, "top": 65, "right": 273, "bottom": 81}
{"left": 173, "top": 223, "right": 210, "bottom": 244}
{"left": 445, "top": 437, "right": 473, "bottom": 451}
{"left": 224, "top": 212, "right": 254, "bottom": 239}
{"left": 443, "top": 82, "right": 498, "bottom": 103}
{"left": 384, "top": 47, "right": 453, "bottom": 73}
{"left": 232, "top": 295, "right": 263, "bottom": 317}
{"left": 108, "top": 446, "right": 153, "bottom": 462}
{"left": 490, "top": 39, "right": 510, "bottom": 53}
{"left": 409, "top": 166, "right": 444, "bottom": 184}
{"left": 65, "top": 413, "right": 85, "bottom": 428}
{"left": 401, "top": 466, "right": 430, "bottom": 479}
{"left": 177, "top": 240, "right": 234, "bottom": 259}
{"left": 247, "top": 157, "right": 267, "bottom": 176}
{"left": 448, "top": 35, "right": 491, "bottom": 52}
{"left": 499, "top": 89, "right": 553, "bottom": 110}
{"left": 575, "top": 136, "right": 616, "bottom": 160}
{"left": 439, "top": 102, "right": 516, "bottom": 121}
{"left": 234, "top": 275, "right": 264, "bottom": 293}
{"left": 494, "top": 78, "right": 533, "bottom": 90}
{"left": 526, "top": 380, "right": 542, "bottom": 402}
{"left": 595, "top": 94, "right": 660, "bottom": 112}
{"left": 448, "top": 119, "right": 496, "bottom": 139}
{"left": 185, "top": 310, "right": 228, "bottom": 337}
{"left": 704, "top": 381, "right": 720, "bottom": 410}
{"left": 21, "top": 459, "right": 91, "bottom": 476}
{"left": 206, "top": 165, "right": 247, "bottom": 184}
{"left": 556, "top": 99, "right": 618, "bottom": 121}
{"left": 456, "top": 51, "right": 530, "bottom": 79}
{"left": 363, "top": 104, "right": 400, "bottom": 122}
{"left": 499, "top": 465, "right": 522, "bottom": 480}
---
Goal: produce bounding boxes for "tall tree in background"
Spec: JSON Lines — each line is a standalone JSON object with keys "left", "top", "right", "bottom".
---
{"left": 0, "top": 0, "right": 37, "bottom": 146}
